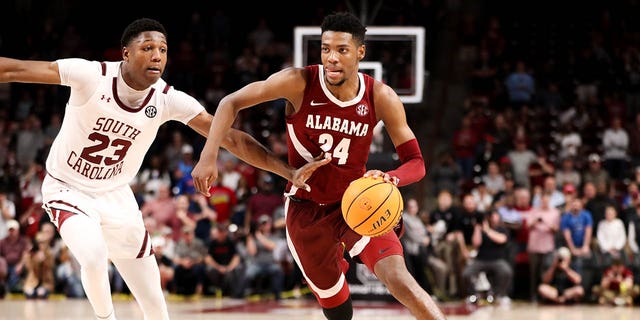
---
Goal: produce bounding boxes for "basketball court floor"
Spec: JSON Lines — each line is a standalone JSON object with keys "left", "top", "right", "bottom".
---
{"left": 1, "top": 295, "right": 638, "bottom": 320}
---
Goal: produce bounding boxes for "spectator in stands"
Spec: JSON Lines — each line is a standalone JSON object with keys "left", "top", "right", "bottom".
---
{"left": 140, "top": 183, "right": 180, "bottom": 238}
{"left": 556, "top": 124, "right": 582, "bottom": 161}
{"left": 507, "top": 137, "right": 537, "bottom": 189}
{"left": 532, "top": 175, "right": 565, "bottom": 209}
{"left": 528, "top": 149, "right": 556, "bottom": 191}
{"left": 485, "top": 113, "right": 513, "bottom": 160}
{"left": 204, "top": 174, "right": 237, "bottom": 225}
{"left": 583, "top": 181, "right": 618, "bottom": 235}
{"left": 172, "top": 225, "right": 207, "bottom": 296}
{"left": 21, "top": 232, "right": 54, "bottom": 299}
{"left": 537, "top": 81, "right": 567, "bottom": 111}
{"left": 561, "top": 198, "right": 593, "bottom": 274}
{"left": 574, "top": 47, "right": 600, "bottom": 104}
{"left": 131, "top": 154, "right": 172, "bottom": 204}
{"left": 0, "top": 219, "right": 30, "bottom": 294}
{"left": 453, "top": 115, "right": 480, "bottom": 181}
{"left": 243, "top": 172, "right": 283, "bottom": 232}
{"left": 470, "top": 181, "right": 493, "bottom": 213}
{"left": 204, "top": 223, "right": 244, "bottom": 298}
{"left": 627, "top": 196, "right": 640, "bottom": 279}
{"left": 512, "top": 187, "right": 533, "bottom": 252}
{"left": 173, "top": 144, "right": 196, "bottom": 195}
{"left": 504, "top": 60, "right": 535, "bottom": 109}
{"left": 602, "top": 116, "right": 629, "bottom": 181}
{"left": 177, "top": 194, "right": 216, "bottom": 243}
{"left": 429, "top": 190, "right": 463, "bottom": 297}
{"left": 627, "top": 113, "right": 640, "bottom": 169}
{"left": 596, "top": 205, "right": 627, "bottom": 267}
{"left": 430, "top": 151, "right": 463, "bottom": 197}
{"left": 481, "top": 161, "right": 506, "bottom": 196}
{"left": 38, "top": 222, "right": 63, "bottom": 264}
{"left": 470, "top": 48, "right": 498, "bottom": 97}
{"left": 14, "top": 115, "right": 45, "bottom": 172}
{"left": 243, "top": 215, "right": 284, "bottom": 300}
{"left": 18, "top": 160, "right": 46, "bottom": 238}
{"left": 461, "top": 210, "right": 513, "bottom": 306}
{"left": 0, "top": 188, "right": 16, "bottom": 240}
{"left": 404, "top": 198, "right": 450, "bottom": 297}
{"left": 560, "top": 183, "right": 579, "bottom": 212}
{"left": 592, "top": 257, "right": 639, "bottom": 306}
{"left": 538, "top": 247, "right": 585, "bottom": 304}
{"left": 495, "top": 192, "right": 521, "bottom": 231}
{"left": 151, "top": 236, "right": 174, "bottom": 294}
{"left": 402, "top": 198, "right": 434, "bottom": 292}
{"left": 56, "top": 242, "right": 84, "bottom": 298}
{"left": 527, "top": 193, "right": 561, "bottom": 302}
{"left": 218, "top": 150, "right": 245, "bottom": 191}
{"left": 582, "top": 153, "right": 611, "bottom": 193}
{"left": 164, "top": 130, "right": 187, "bottom": 174}
{"left": 621, "top": 181, "right": 639, "bottom": 210}
{"left": 555, "top": 157, "right": 582, "bottom": 191}
{"left": 454, "top": 194, "right": 483, "bottom": 280}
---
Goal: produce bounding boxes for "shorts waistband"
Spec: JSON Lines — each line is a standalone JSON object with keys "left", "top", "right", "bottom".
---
{"left": 287, "top": 196, "right": 340, "bottom": 207}
{"left": 288, "top": 196, "right": 309, "bottom": 203}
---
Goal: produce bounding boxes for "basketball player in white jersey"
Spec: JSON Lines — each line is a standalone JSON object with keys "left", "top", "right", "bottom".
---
{"left": 0, "top": 18, "right": 327, "bottom": 320}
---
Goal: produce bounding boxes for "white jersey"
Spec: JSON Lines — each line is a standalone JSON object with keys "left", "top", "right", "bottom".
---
{"left": 46, "top": 59, "right": 203, "bottom": 193}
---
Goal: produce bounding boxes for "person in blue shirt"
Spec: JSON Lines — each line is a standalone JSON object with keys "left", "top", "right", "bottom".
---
{"left": 560, "top": 197, "right": 593, "bottom": 274}
{"left": 504, "top": 60, "right": 535, "bottom": 108}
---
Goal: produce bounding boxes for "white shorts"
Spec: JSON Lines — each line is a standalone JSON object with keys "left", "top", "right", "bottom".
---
{"left": 41, "top": 175, "right": 152, "bottom": 260}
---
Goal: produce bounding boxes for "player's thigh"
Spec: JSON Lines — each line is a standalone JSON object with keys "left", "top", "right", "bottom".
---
{"left": 286, "top": 200, "right": 345, "bottom": 289}
{"left": 41, "top": 175, "right": 101, "bottom": 229}
{"left": 350, "top": 230, "right": 403, "bottom": 274}
{"left": 98, "top": 186, "right": 151, "bottom": 259}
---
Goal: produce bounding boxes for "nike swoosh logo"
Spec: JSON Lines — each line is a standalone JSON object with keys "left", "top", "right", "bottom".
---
{"left": 310, "top": 100, "right": 328, "bottom": 106}
{"left": 379, "top": 247, "right": 392, "bottom": 254}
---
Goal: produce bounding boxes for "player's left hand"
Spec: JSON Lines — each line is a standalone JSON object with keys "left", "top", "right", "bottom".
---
{"left": 191, "top": 161, "right": 219, "bottom": 197}
{"left": 363, "top": 170, "right": 399, "bottom": 186}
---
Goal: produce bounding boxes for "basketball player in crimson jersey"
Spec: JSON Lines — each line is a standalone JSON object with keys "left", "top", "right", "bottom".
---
{"left": 193, "top": 12, "right": 446, "bottom": 320}
{"left": 0, "top": 18, "right": 327, "bottom": 320}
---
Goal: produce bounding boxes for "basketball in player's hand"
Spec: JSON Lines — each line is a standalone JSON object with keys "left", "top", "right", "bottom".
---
{"left": 341, "top": 176, "right": 403, "bottom": 237}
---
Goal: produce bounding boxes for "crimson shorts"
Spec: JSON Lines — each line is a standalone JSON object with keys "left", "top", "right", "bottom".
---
{"left": 285, "top": 196, "right": 403, "bottom": 306}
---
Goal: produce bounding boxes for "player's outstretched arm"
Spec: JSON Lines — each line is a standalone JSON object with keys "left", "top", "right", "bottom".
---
{"left": 188, "top": 109, "right": 329, "bottom": 196}
{"left": 0, "top": 57, "right": 61, "bottom": 85}
{"left": 191, "top": 67, "right": 306, "bottom": 195}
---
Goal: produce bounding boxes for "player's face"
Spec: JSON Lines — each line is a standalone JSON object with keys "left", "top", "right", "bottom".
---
{"left": 320, "top": 31, "right": 364, "bottom": 87}
{"left": 122, "top": 31, "right": 167, "bottom": 90}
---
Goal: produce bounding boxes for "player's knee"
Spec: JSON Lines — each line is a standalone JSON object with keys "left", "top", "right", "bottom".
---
{"left": 76, "top": 243, "right": 109, "bottom": 271}
{"left": 322, "top": 297, "right": 353, "bottom": 320}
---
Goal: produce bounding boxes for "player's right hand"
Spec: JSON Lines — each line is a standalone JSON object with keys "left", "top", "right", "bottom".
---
{"left": 291, "top": 153, "right": 331, "bottom": 192}
{"left": 191, "top": 161, "right": 219, "bottom": 197}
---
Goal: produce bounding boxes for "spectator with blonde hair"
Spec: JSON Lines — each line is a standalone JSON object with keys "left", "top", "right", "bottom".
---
{"left": 22, "top": 232, "right": 55, "bottom": 299}
{"left": 596, "top": 205, "right": 627, "bottom": 267}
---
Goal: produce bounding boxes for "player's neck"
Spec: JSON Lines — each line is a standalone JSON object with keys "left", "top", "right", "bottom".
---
{"left": 116, "top": 70, "right": 151, "bottom": 110}
{"left": 325, "top": 77, "right": 360, "bottom": 102}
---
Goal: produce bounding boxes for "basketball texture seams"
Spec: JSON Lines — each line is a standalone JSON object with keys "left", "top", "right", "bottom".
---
{"left": 341, "top": 177, "right": 403, "bottom": 237}
{"left": 343, "top": 180, "right": 388, "bottom": 222}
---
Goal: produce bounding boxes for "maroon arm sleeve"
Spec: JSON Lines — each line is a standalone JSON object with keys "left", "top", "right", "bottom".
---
{"left": 385, "top": 138, "right": 426, "bottom": 187}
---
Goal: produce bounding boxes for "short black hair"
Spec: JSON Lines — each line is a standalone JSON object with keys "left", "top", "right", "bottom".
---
{"left": 121, "top": 18, "right": 167, "bottom": 48}
{"left": 320, "top": 12, "right": 367, "bottom": 45}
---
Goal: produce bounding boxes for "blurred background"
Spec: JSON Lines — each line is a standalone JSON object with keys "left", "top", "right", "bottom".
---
{"left": 1, "top": 0, "right": 640, "bottom": 309}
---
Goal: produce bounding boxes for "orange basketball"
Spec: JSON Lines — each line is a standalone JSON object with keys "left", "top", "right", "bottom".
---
{"left": 341, "top": 176, "right": 404, "bottom": 237}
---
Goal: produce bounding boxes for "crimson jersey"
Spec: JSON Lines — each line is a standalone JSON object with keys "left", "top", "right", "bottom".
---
{"left": 285, "top": 65, "right": 378, "bottom": 204}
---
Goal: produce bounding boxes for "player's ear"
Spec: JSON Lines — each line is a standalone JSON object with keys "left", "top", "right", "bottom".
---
{"left": 122, "top": 47, "right": 129, "bottom": 61}
{"left": 358, "top": 46, "right": 366, "bottom": 60}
